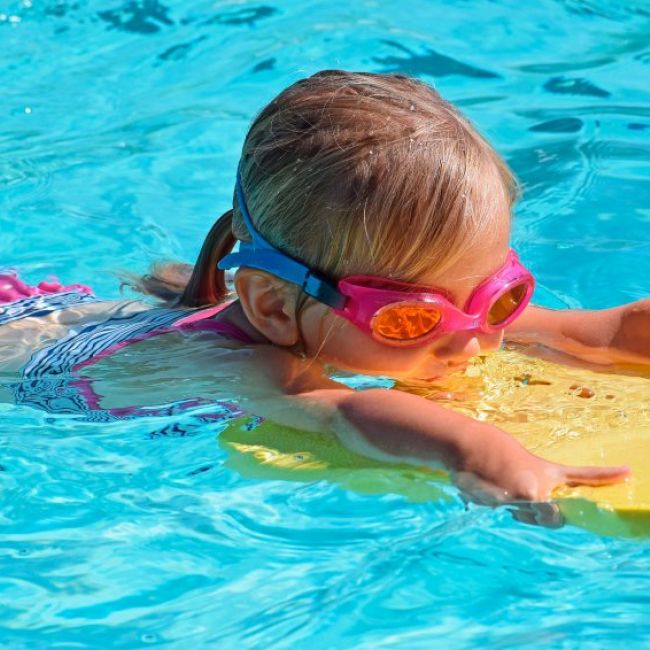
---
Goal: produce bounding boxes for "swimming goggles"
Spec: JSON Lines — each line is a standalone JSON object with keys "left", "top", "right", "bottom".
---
{"left": 218, "top": 167, "right": 535, "bottom": 347}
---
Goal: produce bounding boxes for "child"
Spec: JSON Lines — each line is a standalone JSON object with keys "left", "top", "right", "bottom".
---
{"left": 2, "top": 70, "right": 648, "bottom": 503}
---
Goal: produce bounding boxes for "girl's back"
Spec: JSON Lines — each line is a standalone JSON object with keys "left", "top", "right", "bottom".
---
{"left": 0, "top": 274, "right": 254, "bottom": 420}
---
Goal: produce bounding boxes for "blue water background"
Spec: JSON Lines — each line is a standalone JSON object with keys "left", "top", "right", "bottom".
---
{"left": 1, "top": 0, "right": 649, "bottom": 647}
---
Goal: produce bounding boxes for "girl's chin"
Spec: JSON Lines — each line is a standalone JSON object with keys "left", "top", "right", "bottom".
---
{"left": 410, "top": 375, "right": 445, "bottom": 384}
{"left": 411, "top": 364, "right": 469, "bottom": 383}
{"left": 403, "top": 370, "right": 449, "bottom": 384}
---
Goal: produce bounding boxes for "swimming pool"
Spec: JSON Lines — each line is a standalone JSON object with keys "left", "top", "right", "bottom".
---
{"left": 1, "top": 0, "right": 649, "bottom": 647}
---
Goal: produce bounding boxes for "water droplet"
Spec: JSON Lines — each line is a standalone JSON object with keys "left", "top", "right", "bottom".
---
{"left": 24, "top": 107, "right": 32, "bottom": 114}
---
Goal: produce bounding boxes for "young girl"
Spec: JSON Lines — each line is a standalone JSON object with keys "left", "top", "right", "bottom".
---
{"left": 2, "top": 70, "right": 648, "bottom": 503}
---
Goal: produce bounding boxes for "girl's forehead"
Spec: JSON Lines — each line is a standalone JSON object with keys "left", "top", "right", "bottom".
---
{"left": 415, "top": 161, "right": 513, "bottom": 287}
{"left": 419, "top": 214, "right": 511, "bottom": 304}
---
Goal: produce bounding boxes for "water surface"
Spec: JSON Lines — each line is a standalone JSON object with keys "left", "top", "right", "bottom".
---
{"left": 1, "top": 1, "right": 649, "bottom": 647}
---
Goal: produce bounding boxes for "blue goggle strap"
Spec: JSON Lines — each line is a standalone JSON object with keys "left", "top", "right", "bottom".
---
{"left": 217, "top": 167, "right": 346, "bottom": 310}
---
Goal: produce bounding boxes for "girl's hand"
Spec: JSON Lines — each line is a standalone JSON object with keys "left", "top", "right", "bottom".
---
{"left": 609, "top": 298, "right": 650, "bottom": 363}
{"left": 453, "top": 422, "right": 630, "bottom": 504}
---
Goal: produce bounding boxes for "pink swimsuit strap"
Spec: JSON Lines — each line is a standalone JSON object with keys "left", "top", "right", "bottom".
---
{"left": 172, "top": 301, "right": 255, "bottom": 344}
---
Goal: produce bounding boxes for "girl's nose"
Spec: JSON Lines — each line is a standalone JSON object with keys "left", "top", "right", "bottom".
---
{"left": 434, "top": 330, "right": 503, "bottom": 364}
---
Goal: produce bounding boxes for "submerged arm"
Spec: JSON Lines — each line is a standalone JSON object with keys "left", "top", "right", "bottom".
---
{"left": 238, "top": 346, "right": 629, "bottom": 503}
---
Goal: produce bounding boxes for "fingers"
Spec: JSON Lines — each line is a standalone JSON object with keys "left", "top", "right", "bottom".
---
{"left": 609, "top": 301, "right": 650, "bottom": 361}
{"left": 453, "top": 471, "right": 510, "bottom": 506}
{"left": 454, "top": 462, "right": 631, "bottom": 511}
{"left": 562, "top": 464, "right": 630, "bottom": 487}
{"left": 455, "top": 472, "right": 566, "bottom": 530}
{"left": 509, "top": 502, "right": 565, "bottom": 529}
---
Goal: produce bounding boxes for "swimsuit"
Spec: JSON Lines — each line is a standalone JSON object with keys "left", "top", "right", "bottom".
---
{"left": 1, "top": 273, "right": 253, "bottom": 426}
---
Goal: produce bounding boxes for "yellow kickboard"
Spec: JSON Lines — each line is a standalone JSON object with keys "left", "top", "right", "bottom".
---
{"left": 398, "top": 348, "right": 650, "bottom": 509}
{"left": 400, "top": 347, "right": 650, "bottom": 536}
{"left": 221, "top": 348, "right": 650, "bottom": 537}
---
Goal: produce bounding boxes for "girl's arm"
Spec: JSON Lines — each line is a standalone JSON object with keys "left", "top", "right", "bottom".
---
{"left": 505, "top": 300, "right": 650, "bottom": 366}
{"left": 235, "top": 347, "right": 629, "bottom": 503}
{"left": 79, "top": 338, "right": 630, "bottom": 503}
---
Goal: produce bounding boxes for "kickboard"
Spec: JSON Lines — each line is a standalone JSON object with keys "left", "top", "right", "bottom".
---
{"left": 221, "top": 348, "right": 650, "bottom": 537}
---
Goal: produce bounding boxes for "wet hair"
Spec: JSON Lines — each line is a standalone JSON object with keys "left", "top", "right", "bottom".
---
{"left": 132, "top": 69, "right": 518, "bottom": 307}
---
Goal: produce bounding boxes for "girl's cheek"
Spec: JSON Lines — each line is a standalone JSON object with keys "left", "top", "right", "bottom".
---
{"left": 298, "top": 303, "right": 334, "bottom": 354}
{"left": 426, "top": 329, "right": 504, "bottom": 364}
{"left": 301, "top": 309, "right": 428, "bottom": 374}
{"left": 482, "top": 330, "right": 505, "bottom": 353}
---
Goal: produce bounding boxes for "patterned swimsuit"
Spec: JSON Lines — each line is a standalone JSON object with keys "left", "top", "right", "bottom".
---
{"left": 0, "top": 273, "right": 252, "bottom": 427}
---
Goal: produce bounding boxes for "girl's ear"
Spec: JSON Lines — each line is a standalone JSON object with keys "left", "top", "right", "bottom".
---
{"left": 235, "top": 270, "right": 300, "bottom": 346}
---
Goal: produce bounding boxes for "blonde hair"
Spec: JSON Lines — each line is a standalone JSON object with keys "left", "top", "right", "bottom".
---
{"left": 134, "top": 70, "right": 518, "bottom": 307}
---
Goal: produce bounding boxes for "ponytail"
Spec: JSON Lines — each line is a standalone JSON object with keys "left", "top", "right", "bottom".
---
{"left": 124, "top": 210, "right": 236, "bottom": 307}
{"left": 178, "top": 210, "right": 236, "bottom": 307}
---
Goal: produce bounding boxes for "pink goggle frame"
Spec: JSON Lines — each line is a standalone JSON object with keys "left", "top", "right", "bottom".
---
{"left": 333, "top": 250, "right": 535, "bottom": 347}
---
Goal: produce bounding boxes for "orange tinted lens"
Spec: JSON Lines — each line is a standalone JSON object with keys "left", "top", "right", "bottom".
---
{"left": 372, "top": 303, "right": 443, "bottom": 341}
{"left": 487, "top": 283, "right": 528, "bottom": 326}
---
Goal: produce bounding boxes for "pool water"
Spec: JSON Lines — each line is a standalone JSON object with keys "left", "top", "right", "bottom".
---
{"left": 1, "top": 0, "right": 649, "bottom": 647}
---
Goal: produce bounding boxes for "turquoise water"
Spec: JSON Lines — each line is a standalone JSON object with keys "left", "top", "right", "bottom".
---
{"left": 1, "top": 0, "right": 650, "bottom": 647}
